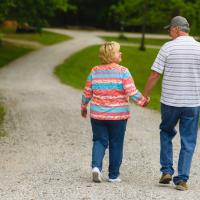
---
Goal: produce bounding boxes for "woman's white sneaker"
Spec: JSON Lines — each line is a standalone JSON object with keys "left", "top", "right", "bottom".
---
{"left": 108, "top": 177, "right": 121, "bottom": 183}
{"left": 92, "top": 167, "right": 102, "bottom": 183}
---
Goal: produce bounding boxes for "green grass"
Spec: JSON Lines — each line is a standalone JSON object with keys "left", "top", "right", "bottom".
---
{"left": 0, "top": 102, "right": 6, "bottom": 137}
{"left": 0, "top": 28, "right": 71, "bottom": 138}
{"left": 55, "top": 45, "right": 162, "bottom": 110}
{"left": 101, "top": 36, "right": 170, "bottom": 46}
{"left": 0, "top": 43, "right": 33, "bottom": 137}
{"left": 1, "top": 29, "right": 71, "bottom": 45}
{"left": 0, "top": 43, "right": 33, "bottom": 68}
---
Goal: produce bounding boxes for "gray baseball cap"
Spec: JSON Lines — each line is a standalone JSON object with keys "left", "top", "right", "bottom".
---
{"left": 164, "top": 16, "right": 190, "bottom": 31}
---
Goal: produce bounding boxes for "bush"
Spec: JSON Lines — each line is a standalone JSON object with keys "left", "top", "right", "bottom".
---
{"left": 16, "top": 23, "right": 41, "bottom": 34}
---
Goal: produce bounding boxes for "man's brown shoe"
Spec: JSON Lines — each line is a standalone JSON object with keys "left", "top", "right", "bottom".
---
{"left": 159, "top": 173, "right": 172, "bottom": 184}
{"left": 175, "top": 181, "right": 188, "bottom": 191}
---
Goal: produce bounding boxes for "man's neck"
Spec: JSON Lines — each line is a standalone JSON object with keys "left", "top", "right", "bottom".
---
{"left": 173, "top": 31, "right": 189, "bottom": 39}
{"left": 179, "top": 31, "right": 189, "bottom": 36}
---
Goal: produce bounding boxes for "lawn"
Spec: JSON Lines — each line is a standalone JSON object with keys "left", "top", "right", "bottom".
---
{"left": 0, "top": 41, "right": 34, "bottom": 137}
{"left": 0, "top": 43, "right": 33, "bottom": 68}
{"left": 0, "top": 102, "right": 6, "bottom": 137}
{"left": 0, "top": 43, "right": 33, "bottom": 137}
{"left": 101, "top": 36, "right": 170, "bottom": 46}
{"left": 1, "top": 29, "right": 71, "bottom": 45}
{"left": 55, "top": 45, "right": 162, "bottom": 110}
{"left": 0, "top": 28, "right": 71, "bottom": 138}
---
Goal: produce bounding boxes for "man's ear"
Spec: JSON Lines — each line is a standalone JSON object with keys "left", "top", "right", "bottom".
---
{"left": 176, "top": 26, "right": 181, "bottom": 33}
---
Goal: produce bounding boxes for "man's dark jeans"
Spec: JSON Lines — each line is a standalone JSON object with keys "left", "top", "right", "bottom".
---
{"left": 160, "top": 103, "right": 199, "bottom": 184}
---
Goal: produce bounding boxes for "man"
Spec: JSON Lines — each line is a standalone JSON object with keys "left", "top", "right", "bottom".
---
{"left": 143, "top": 16, "right": 200, "bottom": 191}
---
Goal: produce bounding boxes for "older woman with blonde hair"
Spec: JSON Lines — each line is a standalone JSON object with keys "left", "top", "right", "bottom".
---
{"left": 81, "top": 41, "right": 149, "bottom": 183}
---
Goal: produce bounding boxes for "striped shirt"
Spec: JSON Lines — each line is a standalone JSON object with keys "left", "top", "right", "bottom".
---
{"left": 152, "top": 36, "right": 200, "bottom": 107}
{"left": 81, "top": 63, "right": 146, "bottom": 120}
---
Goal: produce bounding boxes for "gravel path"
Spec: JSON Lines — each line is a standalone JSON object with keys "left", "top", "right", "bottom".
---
{"left": 0, "top": 29, "right": 200, "bottom": 200}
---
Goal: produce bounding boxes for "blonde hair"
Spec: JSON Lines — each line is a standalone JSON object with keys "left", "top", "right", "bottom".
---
{"left": 99, "top": 41, "right": 120, "bottom": 64}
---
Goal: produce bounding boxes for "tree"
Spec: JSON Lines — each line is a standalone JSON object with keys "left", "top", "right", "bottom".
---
{"left": 63, "top": 0, "right": 120, "bottom": 29}
{"left": 110, "top": 0, "right": 153, "bottom": 50}
{"left": 0, "top": 0, "right": 14, "bottom": 23}
{"left": 110, "top": 0, "right": 200, "bottom": 50}
{"left": 139, "top": 0, "right": 148, "bottom": 51}
{"left": 0, "top": 0, "right": 15, "bottom": 46}
{"left": 5, "top": 0, "right": 69, "bottom": 27}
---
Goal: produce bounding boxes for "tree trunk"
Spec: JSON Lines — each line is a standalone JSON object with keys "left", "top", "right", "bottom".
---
{"left": 139, "top": 0, "right": 147, "bottom": 51}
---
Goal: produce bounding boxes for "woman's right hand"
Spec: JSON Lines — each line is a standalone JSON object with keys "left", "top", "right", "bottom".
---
{"left": 143, "top": 96, "right": 150, "bottom": 107}
{"left": 81, "top": 109, "right": 87, "bottom": 118}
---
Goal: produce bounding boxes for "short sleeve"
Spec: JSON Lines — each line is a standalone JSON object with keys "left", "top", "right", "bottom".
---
{"left": 151, "top": 45, "right": 168, "bottom": 74}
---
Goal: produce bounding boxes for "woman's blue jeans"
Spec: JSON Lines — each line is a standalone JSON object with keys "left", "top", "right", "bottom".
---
{"left": 91, "top": 118, "right": 127, "bottom": 179}
{"left": 160, "top": 103, "right": 199, "bottom": 184}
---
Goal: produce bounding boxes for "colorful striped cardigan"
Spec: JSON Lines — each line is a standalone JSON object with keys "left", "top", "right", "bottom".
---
{"left": 81, "top": 63, "right": 146, "bottom": 120}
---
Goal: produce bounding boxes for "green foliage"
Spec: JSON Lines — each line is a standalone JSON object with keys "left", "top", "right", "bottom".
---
{"left": 66, "top": 0, "right": 119, "bottom": 28}
{"left": 55, "top": 45, "right": 162, "bottom": 110}
{"left": 110, "top": 0, "right": 200, "bottom": 34}
{"left": 2, "top": 0, "right": 200, "bottom": 34}
{"left": 4, "top": 0, "right": 69, "bottom": 27}
{"left": 0, "top": 0, "right": 14, "bottom": 23}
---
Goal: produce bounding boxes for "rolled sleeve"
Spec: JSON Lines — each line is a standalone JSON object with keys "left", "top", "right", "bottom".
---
{"left": 122, "top": 69, "right": 137, "bottom": 96}
{"left": 122, "top": 69, "right": 146, "bottom": 106}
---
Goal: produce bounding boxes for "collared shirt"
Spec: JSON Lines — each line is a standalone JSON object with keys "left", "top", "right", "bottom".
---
{"left": 152, "top": 36, "right": 200, "bottom": 107}
{"left": 81, "top": 63, "right": 146, "bottom": 120}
